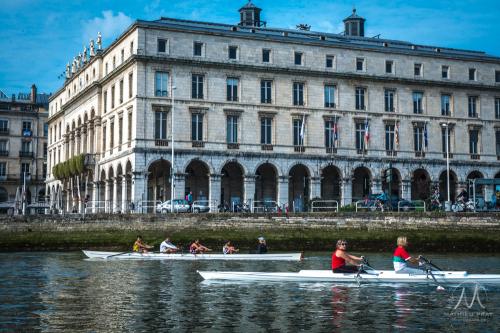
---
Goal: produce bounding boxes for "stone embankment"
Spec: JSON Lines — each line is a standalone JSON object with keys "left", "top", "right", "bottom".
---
{"left": 1, "top": 212, "right": 499, "bottom": 252}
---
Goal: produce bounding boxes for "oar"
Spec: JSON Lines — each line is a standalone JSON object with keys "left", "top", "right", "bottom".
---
{"left": 419, "top": 256, "right": 445, "bottom": 290}
{"left": 105, "top": 251, "right": 130, "bottom": 259}
{"left": 419, "top": 255, "right": 443, "bottom": 271}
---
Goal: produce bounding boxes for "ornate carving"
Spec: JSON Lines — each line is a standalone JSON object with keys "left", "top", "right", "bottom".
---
{"left": 97, "top": 32, "right": 102, "bottom": 50}
{"left": 90, "top": 39, "right": 95, "bottom": 56}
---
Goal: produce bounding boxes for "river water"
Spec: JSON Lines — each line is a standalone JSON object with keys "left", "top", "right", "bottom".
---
{"left": 0, "top": 252, "right": 498, "bottom": 332}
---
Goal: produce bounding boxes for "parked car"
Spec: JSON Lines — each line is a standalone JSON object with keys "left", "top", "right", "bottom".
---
{"left": 192, "top": 200, "right": 210, "bottom": 213}
{"left": 156, "top": 199, "right": 190, "bottom": 213}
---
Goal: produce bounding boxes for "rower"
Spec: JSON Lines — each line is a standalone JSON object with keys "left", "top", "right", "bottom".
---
{"left": 222, "top": 241, "right": 239, "bottom": 254}
{"left": 331, "top": 239, "right": 365, "bottom": 273}
{"left": 133, "top": 235, "right": 153, "bottom": 253}
{"left": 160, "top": 237, "right": 178, "bottom": 253}
{"left": 393, "top": 236, "right": 424, "bottom": 274}
{"left": 189, "top": 239, "right": 212, "bottom": 254}
{"left": 256, "top": 236, "right": 267, "bottom": 254}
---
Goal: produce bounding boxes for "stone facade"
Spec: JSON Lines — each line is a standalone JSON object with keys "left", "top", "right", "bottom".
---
{"left": 46, "top": 4, "right": 500, "bottom": 213}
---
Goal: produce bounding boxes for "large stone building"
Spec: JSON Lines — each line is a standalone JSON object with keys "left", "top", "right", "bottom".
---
{"left": 46, "top": 2, "right": 500, "bottom": 213}
{"left": 0, "top": 85, "right": 49, "bottom": 212}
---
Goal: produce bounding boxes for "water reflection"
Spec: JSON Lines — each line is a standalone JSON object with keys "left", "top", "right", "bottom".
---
{"left": 0, "top": 252, "right": 498, "bottom": 332}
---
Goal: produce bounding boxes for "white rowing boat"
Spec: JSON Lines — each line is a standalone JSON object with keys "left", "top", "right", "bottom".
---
{"left": 197, "top": 269, "right": 500, "bottom": 284}
{"left": 82, "top": 250, "right": 303, "bottom": 261}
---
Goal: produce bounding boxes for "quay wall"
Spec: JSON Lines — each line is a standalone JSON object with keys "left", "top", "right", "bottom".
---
{"left": 1, "top": 213, "right": 499, "bottom": 252}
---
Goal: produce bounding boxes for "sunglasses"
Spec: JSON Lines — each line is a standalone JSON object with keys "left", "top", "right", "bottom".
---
{"left": 340, "top": 243, "right": 348, "bottom": 246}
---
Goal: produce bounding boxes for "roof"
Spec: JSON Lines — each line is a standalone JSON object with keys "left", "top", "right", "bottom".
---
{"left": 239, "top": 1, "right": 260, "bottom": 11}
{"left": 147, "top": 17, "right": 500, "bottom": 61}
{"left": 343, "top": 8, "right": 365, "bottom": 21}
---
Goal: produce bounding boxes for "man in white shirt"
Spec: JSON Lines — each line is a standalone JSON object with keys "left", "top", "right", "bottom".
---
{"left": 160, "top": 237, "right": 178, "bottom": 253}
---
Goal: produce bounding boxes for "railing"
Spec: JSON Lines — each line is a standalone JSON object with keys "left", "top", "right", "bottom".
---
{"left": 261, "top": 144, "right": 273, "bottom": 151}
{"left": 251, "top": 200, "right": 279, "bottom": 213}
{"left": 356, "top": 200, "right": 378, "bottom": 212}
{"left": 19, "top": 151, "right": 34, "bottom": 158}
{"left": 398, "top": 200, "right": 426, "bottom": 212}
{"left": 192, "top": 199, "right": 218, "bottom": 213}
{"left": 0, "top": 128, "right": 9, "bottom": 135}
{"left": 326, "top": 147, "right": 337, "bottom": 154}
{"left": 0, "top": 150, "right": 8, "bottom": 156}
{"left": 294, "top": 146, "right": 305, "bottom": 152}
{"left": 311, "top": 200, "right": 339, "bottom": 212}
{"left": 227, "top": 143, "right": 239, "bottom": 149}
{"left": 136, "top": 200, "right": 162, "bottom": 214}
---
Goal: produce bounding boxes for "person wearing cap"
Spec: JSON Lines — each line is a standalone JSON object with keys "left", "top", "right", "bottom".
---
{"left": 256, "top": 236, "right": 267, "bottom": 254}
{"left": 222, "top": 241, "right": 239, "bottom": 254}
{"left": 160, "top": 237, "right": 178, "bottom": 253}
{"left": 331, "top": 239, "right": 364, "bottom": 273}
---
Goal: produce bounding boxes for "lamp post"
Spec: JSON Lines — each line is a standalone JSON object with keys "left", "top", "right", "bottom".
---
{"left": 170, "top": 86, "right": 177, "bottom": 213}
{"left": 441, "top": 123, "right": 451, "bottom": 211}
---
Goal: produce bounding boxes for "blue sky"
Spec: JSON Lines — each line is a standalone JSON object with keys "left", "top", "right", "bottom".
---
{"left": 0, "top": 0, "right": 499, "bottom": 96}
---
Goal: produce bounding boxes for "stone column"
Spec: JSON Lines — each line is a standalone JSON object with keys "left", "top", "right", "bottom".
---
{"left": 243, "top": 175, "right": 256, "bottom": 204}
{"left": 209, "top": 174, "right": 222, "bottom": 211}
{"left": 70, "top": 132, "right": 75, "bottom": 158}
{"left": 92, "top": 181, "right": 99, "bottom": 213}
{"left": 401, "top": 180, "right": 411, "bottom": 201}
{"left": 104, "top": 179, "right": 111, "bottom": 213}
{"left": 75, "top": 128, "right": 81, "bottom": 155}
{"left": 341, "top": 178, "right": 353, "bottom": 206}
{"left": 131, "top": 172, "right": 146, "bottom": 213}
{"left": 310, "top": 176, "right": 321, "bottom": 200}
{"left": 88, "top": 121, "right": 94, "bottom": 153}
{"left": 94, "top": 117, "right": 102, "bottom": 157}
{"left": 278, "top": 176, "right": 289, "bottom": 208}
{"left": 173, "top": 173, "right": 186, "bottom": 200}
{"left": 112, "top": 177, "right": 118, "bottom": 213}
{"left": 82, "top": 126, "right": 87, "bottom": 153}
{"left": 371, "top": 178, "right": 382, "bottom": 194}
{"left": 122, "top": 176, "right": 128, "bottom": 213}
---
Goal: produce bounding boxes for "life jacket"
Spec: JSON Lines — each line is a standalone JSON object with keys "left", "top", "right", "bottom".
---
{"left": 331, "top": 251, "right": 346, "bottom": 270}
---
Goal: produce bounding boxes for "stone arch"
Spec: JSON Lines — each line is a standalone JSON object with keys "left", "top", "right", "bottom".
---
{"left": 352, "top": 166, "right": 372, "bottom": 201}
{"left": 147, "top": 159, "right": 172, "bottom": 203}
{"left": 321, "top": 164, "right": 341, "bottom": 201}
{"left": 181, "top": 157, "right": 214, "bottom": 176}
{"left": 286, "top": 161, "right": 315, "bottom": 178}
{"left": 382, "top": 167, "right": 402, "bottom": 198}
{"left": 439, "top": 169, "right": 458, "bottom": 203}
{"left": 411, "top": 168, "right": 431, "bottom": 201}
{"left": 253, "top": 160, "right": 281, "bottom": 177}
{"left": 185, "top": 159, "right": 210, "bottom": 201}
{"left": 218, "top": 158, "right": 247, "bottom": 176}
{"left": 288, "top": 163, "right": 310, "bottom": 211}
{"left": 466, "top": 170, "right": 484, "bottom": 196}
{"left": 255, "top": 162, "right": 278, "bottom": 203}
{"left": 221, "top": 161, "right": 245, "bottom": 207}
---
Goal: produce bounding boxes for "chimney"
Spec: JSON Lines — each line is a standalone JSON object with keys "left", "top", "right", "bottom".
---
{"left": 31, "top": 84, "right": 37, "bottom": 104}
{"left": 343, "top": 8, "right": 366, "bottom": 37}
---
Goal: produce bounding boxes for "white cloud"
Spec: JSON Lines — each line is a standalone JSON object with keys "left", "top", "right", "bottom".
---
{"left": 82, "top": 11, "right": 133, "bottom": 47}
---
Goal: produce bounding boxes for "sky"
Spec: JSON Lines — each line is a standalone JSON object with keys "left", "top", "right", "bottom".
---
{"left": 0, "top": 0, "right": 499, "bottom": 96}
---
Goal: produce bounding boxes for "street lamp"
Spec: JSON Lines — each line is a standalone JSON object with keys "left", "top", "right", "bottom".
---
{"left": 170, "top": 86, "right": 177, "bottom": 213}
{"left": 441, "top": 123, "right": 451, "bottom": 211}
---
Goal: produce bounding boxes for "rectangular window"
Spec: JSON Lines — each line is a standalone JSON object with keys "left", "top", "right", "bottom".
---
{"left": 118, "top": 117, "right": 123, "bottom": 148}
{"left": 44, "top": 123, "right": 49, "bottom": 136}
{"left": 413, "top": 92, "right": 423, "bottom": 114}
{"left": 325, "top": 120, "right": 336, "bottom": 148}
{"left": 128, "top": 72, "right": 133, "bottom": 98}
{"left": 496, "top": 70, "right": 500, "bottom": 83}
{"left": 228, "top": 46, "right": 238, "bottom": 60}
{"left": 293, "top": 82, "right": 304, "bottom": 106}
{"left": 130, "top": 41, "right": 134, "bottom": 55}
{"left": 128, "top": 112, "right": 132, "bottom": 144}
{"left": 441, "top": 127, "right": 452, "bottom": 154}
{"left": 226, "top": 115, "right": 238, "bottom": 144}
{"left": 469, "top": 130, "right": 479, "bottom": 154}
{"left": 326, "top": 55, "right": 334, "bottom": 68}
{"left": 261, "top": 80, "right": 272, "bottom": 104}
{"left": 384, "top": 89, "right": 395, "bottom": 112}
{"left": 441, "top": 94, "right": 451, "bottom": 116}
{"left": 191, "top": 113, "right": 203, "bottom": 141}
{"left": 193, "top": 42, "right": 203, "bottom": 56}
{"left": 22, "top": 121, "right": 31, "bottom": 132}
{"left": 260, "top": 117, "right": 272, "bottom": 145}
{"left": 385, "top": 124, "right": 395, "bottom": 151}
{"left": 385, "top": 60, "right": 393, "bottom": 74}
{"left": 0, "top": 162, "right": 6, "bottom": 177}
{"left": 441, "top": 65, "right": 449, "bottom": 79}
{"left": 356, "top": 58, "right": 364, "bottom": 71}
{"left": 155, "top": 111, "right": 167, "bottom": 140}
{"left": 0, "top": 140, "right": 8, "bottom": 153}
{"left": 293, "top": 118, "right": 304, "bottom": 146}
{"left": 42, "top": 163, "right": 47, "bottom": 179}
{"left": 103, "top": 91, "right": 107, "bottom": 113}
{"left": 191, "top": 75, "right": 204, "bottom": 99}
{"left": 294, "top": 52, "right": 303, "bottom": 65}
{"left": 469, "top": 68, "right": 476, "bottom": 81}
{"left": 21, "top": 162, "right": 30, "bottom": 176}
{"left": 355, "top": 87, "right": 365, "bottom": 110}
{"left": 121, "top": 49, "right": 124, "bottom": 63}
{"left": 157, "top": 39, "right": 167, "bottom": 53}
{"left": 468, "top": 96, "right": 478, "bottom": 117}
{"left": 102, "top": 125, "right": 106, "bottom": 152}
{"left": 21, "top": 140, "right": 31, "bottom": 152}
{"left": 119, "top": 80, "right": 124, "bottom": 104}
{"left": 496, "top": 131, "right": 500, "bottom": 156}
{"left": 0, "top": 119, "right": 8, "bottom": 132}
{"left": 496, "top": 98, "right": 500, "bottom": 119}
{"left": 43, "top": 142, "right": 47, "bottom": 157}
{"left": 414, "top": 126, "right": 424, "bottom": 152}
{"left": 226, "top": 78, "right": 239, "bottom": 102}
{"left": 262, "top": 49, "right": 270, "bottom": 63}
{"left": 324, "top": 85, "right": 335, "bottom": 108}
{"left": 155, "top": 72, "right": 168, "bottom": 97}
{"left": 111, "top": 85, "right": 115, "bottom": 108}
{"left": 414, "top": 63, "right": 422, "bottom": 76}
{"left": 355, "top": 123, "right": 365, "bottom": 151}
{"left": 109, "top": 121, "right": 114, "bottom": 151}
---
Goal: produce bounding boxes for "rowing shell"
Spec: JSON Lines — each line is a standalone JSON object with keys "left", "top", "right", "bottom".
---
{"left": 83, "top": 250, "right": 303, "bottom": 261}
{"left": 197, "top": 269, "right": 500, "bottom": 284}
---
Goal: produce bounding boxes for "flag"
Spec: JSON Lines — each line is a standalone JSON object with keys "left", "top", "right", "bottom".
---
{"left": 299, "top": 114, "right": 305, "bottom": 144}
{"left": 395, "top": 122, "right": 399, "bottom": 149}
{"left": 333, "top": 120, "right": 338, "bottom": 146}
{"left": 364, "top": 118, "right": 370, "bottom": 149}
{"left": 424, "top": 123, "right": 428, "bottom": 151}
